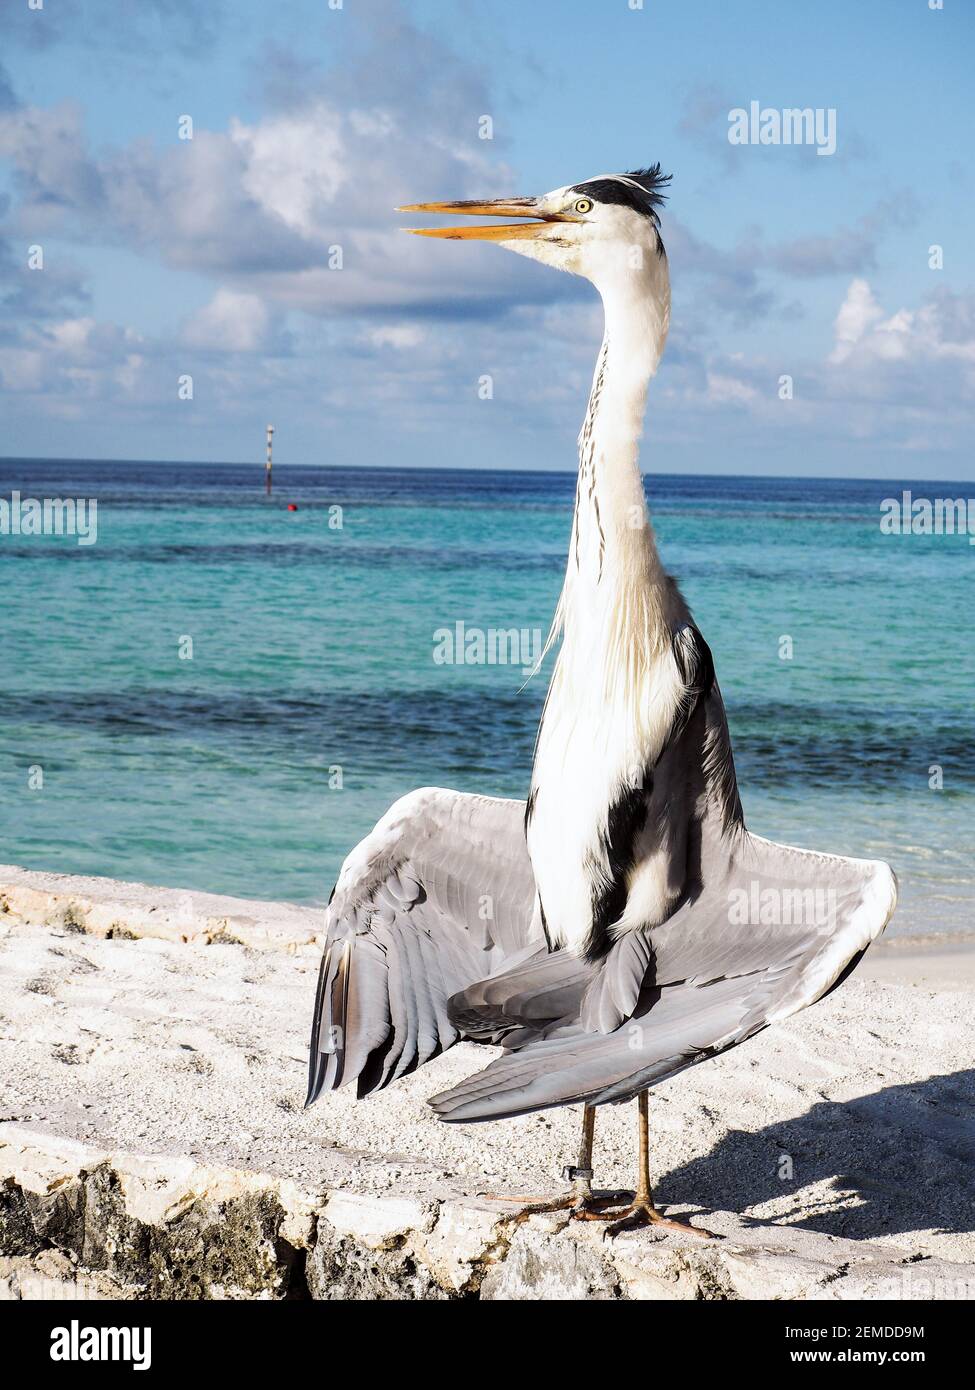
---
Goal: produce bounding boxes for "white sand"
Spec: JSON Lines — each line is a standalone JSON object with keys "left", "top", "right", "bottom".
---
{"left": 859, "top": 937, "right": 975, "bottom": 992}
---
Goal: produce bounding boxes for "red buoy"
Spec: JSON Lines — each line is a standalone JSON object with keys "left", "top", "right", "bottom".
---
{"left": 287, "top": 503, "right": 299, "bottom": 511}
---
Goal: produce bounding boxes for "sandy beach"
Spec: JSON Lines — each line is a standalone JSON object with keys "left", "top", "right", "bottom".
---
{"left": 1, "top": 866, "right": 973, "bottom": 1299}
{"left": 856, "top": 936, "right": 975, "bottom": 992}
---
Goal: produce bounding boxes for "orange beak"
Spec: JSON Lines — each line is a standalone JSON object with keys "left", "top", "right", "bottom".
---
{"left": 397, "top": 198, "right": 581, "bottom": 241}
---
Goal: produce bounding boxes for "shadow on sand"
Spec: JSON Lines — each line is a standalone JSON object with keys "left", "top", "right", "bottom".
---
{"left": 657, "top": 1069, "right": 975, "bottom": 1242}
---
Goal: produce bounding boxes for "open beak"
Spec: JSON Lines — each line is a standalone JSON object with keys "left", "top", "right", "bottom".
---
{"left": 397, "top": 198, "right": 580, "bottom": 241}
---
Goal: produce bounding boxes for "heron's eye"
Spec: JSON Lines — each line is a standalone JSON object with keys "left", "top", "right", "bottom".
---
{"left": 573, "top": 198, "right": 593, "bottom": 215}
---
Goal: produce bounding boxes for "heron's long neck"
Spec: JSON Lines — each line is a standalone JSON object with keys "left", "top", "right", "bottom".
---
{"left": 553, "top": 265, "right": 672, "bottom": 674}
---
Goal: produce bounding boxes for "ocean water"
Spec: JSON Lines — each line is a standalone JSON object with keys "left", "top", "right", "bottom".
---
{"left": 1, "top": 458, "right": 972, "bottom": 938}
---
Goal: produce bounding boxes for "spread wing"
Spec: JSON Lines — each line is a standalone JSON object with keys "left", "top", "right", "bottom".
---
{"left": 430, "top": 820, "right": 897, "bottom": 1122}
{"left": 306, "top": 787, "right": 540, "bottom": 1104}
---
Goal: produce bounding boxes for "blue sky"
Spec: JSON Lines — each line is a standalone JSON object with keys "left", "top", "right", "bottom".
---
{"left": 1, "top": 0, "right": 973, "bottom": 476}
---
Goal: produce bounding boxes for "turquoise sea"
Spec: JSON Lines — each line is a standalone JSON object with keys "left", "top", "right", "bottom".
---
{"left": 1, "top": 459, "right": 972, "bottom": 938}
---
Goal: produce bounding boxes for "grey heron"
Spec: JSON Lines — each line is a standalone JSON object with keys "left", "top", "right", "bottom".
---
{"left": 306, "top": 166, "right": 897, "bottom": 1236}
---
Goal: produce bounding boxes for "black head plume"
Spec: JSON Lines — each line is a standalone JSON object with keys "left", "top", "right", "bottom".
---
{"left": 571, "top": 163, "right": 672, "bottom": 222}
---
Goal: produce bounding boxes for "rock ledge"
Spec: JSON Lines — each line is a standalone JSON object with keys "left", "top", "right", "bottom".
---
{"left": 3, "top": 1126, "right": 972, "bottom": 1301}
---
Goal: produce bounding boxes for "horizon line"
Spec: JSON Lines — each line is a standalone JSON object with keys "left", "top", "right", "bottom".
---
{"left": 1, "top": 455, "right": 974, "bottom": 490}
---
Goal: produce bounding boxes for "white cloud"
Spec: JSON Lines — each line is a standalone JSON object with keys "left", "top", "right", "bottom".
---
{"left": 830, "top": 278, "right": 884, "bottom": 363}
{"left": 48, "top": 316, "right": 98, "bottom": 355}
{"left": 368, "top": 325, "right": 425, "bottom": 350}
{"left": 830, "top": 279, "right": 975, "bottom": 370}
{"left": 230, "top": 107, "right": 347, "bottom": 238}
{"left": 184, "top": 289, "right": 271, "bottom": 351}
{"left": 705, "top": 371, "right": 759, "bottom": 406}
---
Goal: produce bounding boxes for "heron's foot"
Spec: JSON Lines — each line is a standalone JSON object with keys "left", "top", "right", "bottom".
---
{"left": 477, "top": 1189, "right": 630, "bottom": 1223}
{"left": 577, "top": 1197, "right": 716, "bottom": 1240}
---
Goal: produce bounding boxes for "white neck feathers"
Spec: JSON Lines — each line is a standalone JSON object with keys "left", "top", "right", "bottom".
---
{"left": 544, "top": 252, "right": 675, "bottom": 692}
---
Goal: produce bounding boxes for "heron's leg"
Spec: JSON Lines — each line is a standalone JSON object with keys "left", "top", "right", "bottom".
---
{"left": 577, "top": 1092, "right": 715, "bottom": 1239}
{"left": 478, "top": 1104, "right": 626, "bottom": 1217}
{"left": 566, "top": 1096, "right": 597, "bottom": 1203}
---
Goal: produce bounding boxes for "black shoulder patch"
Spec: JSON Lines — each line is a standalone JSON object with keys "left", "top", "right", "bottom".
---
{"left": 667, "top": 623, "right": 715, "bottom": 751}
{"left": 584, "top": 773, "right": 652, "bottom": 964}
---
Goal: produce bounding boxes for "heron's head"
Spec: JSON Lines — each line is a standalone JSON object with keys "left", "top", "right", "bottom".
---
{"left": 400, "top": 165, "right": 670, "bottom": 291}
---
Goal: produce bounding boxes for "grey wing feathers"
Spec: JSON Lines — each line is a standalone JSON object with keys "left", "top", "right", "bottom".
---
{"left": 306, "top": 787, "right": 540, "bottom": 1106}
{"left": 447, "top": 947, "right": 586, "bottom": 1041}
{"left": 430, "top": 822, "right": 897, "bottom": 1123}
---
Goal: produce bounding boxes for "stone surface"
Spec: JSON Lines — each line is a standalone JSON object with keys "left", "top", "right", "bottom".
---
{"left": 1, "top": 866, "right": 974, "bottom": 1300}
{"left": 0, "top": 1126, "right": 315, "bottom": 1300}
{"left": 3, "top": 1125, "right": 973, "bottom": 1302}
